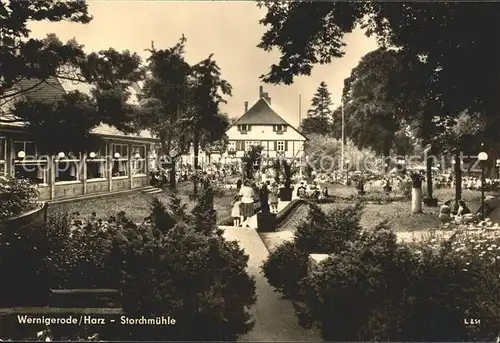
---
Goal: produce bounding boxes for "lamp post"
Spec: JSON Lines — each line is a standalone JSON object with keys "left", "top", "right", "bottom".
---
{"left": 478, "top": 151, "right": 488, "bottom": 220}
{"left": 345, "top": 159, "right": 350, "bottom": 186}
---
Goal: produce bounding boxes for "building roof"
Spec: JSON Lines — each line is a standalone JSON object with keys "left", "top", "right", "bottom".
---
{"left": 1, "top": 77, "right": 157, "bottom": 141}
{"left": 234, "top": 98, "right": 288, "bottom": 126}
{"left": 18, "top": 77, "right": 66, "bottom": 102}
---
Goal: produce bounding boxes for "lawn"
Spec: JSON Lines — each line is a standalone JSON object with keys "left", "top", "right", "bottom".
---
{"left": 261, "top": 186, "right": 493, "bottom": 252}
{"left": 281, "top": 186, "right": 490, "bottom": 233}
{"left": 48, "top": 182, "right": 237, "bottom": 223}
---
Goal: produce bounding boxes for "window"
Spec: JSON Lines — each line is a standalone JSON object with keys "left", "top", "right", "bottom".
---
{"left": 55, "top": 151, "right": 80, "bottom": 183}
{"left": 228, "top": 141, "right": 236, "bottom": 153}
{"left": 86, "top": 146, "right": 107, "bottom": 180}
{"left": 132, "top": 145, "right": 146, "bottom": 175}
{"left": 0, "top": 137, "right": 5, "bottom": 175}
{"left": 235, "top": 141, "right": 244, "bottom": 151}
{"left": 245, "top": 141, "right": 260, "bottom": 151}
{"left": 112, "top": 144, "right": 129, "bottom": 177}
{"left": 274, "top": 125, "right": 286, "bottom": 133}
{"left": 149, "top": 147, "right": 159, "bottom": 170}
{"left": 277, "top": 141, "right": 285, "bottom": 151}
{"left": 239, "top": 124, "right": 251, "bottom": 132}
{"left": 13, "top": 141, "right": 48, "bottom": 184}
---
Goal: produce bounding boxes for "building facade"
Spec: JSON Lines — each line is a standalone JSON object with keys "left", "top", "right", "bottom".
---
{"left": 0, "top": 78, "right": 159, "bottom": 202}
{"left": 183, "top": 86, "right": 307, "bottom": 168}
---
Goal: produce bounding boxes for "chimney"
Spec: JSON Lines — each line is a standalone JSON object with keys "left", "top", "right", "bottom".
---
{"left": 262, "top": 92, "right": 271, "bottom": 104}
{"left": 259, "top": 85, "right": 264, "bottom": 97}
{"left": 244, "top": 101, "right": 248, "bottom": 112}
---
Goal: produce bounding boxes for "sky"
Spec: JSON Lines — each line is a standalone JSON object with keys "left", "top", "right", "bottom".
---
{"left": 28, "top": 1, "right": 378, "bottom": 127}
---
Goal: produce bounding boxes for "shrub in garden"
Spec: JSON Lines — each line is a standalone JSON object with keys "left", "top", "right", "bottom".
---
{"left": 190, "top": 184, "right": 221, "bottom": 236}
{"left": 37, "top": 183, "right": 256, "bottom": 341}
{"left": 0, "top": 177, "right": 44, "bottom": 307}
{"left": 116, "top": 221, "right": 256, "bottom": 341}
{"left": 0, "top": 176, "right": 40, "bottom": 219}
{"left": 296, "top": 224, "right": 500, "bottom": 341}
{"left": 294, "top": 202, "right": 363, "bottom": 254}
{"left": 262, "top": 202, "right": 364, "bottom": 298}
{"left": 261, "top": 241, "right": 308, "bottom": 298}
{"left": 146, "top": 192, "right": 188, "bottom": 234}
{"left": 44, "top": 210, "right": 128, "bottom": 289}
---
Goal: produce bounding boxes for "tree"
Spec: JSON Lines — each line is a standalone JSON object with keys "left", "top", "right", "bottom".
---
{"left": 300, "top": 81, "right": 332, "bottom": 136}
{"left": 188, "top": 56, "right": 232, "bottom": 196}
{"left": 257, "top": 2, "right": 500, "bottom": 138}
{"left": 432, "top": 111, "right": 486, "bottom": 207}
{"left": 305, "top": 133, "right": 379, "bottom": 173}
{"left": 241, "top": 145, "right": 263, "bottom": 180}
{"left": 9, "top": 49, "right": 143, "bottom": 154}
{"left": 0, "top": 1, "right": 91, "bottom": 103}
{"left": 190, "top": 184, "right": 220, "bottom": 236}
{"left": 341, "top": 49, "right": 420, "bottom": 157}
{"left": 1, "top": 1, "right": 144, "bottom": 154}
{"left": 258, "top": 2, "right": 500, "bottom": 200}
{"left": 138, "top": 37, "right": 192, "bottom": 189}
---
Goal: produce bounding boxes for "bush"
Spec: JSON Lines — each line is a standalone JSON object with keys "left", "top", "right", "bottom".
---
{"left": 32, "top": 183, "right": 257, "bottom": 341}
{"left": 296, "top": 224, "right": 500, "bottom": 341}
{"left": 262, "top": 202, "right": 364, "bottom": 298}
{"left": 294, "top": 202, "right": 363, "bottom": 254}
{"left": 357, "top": 191, "right": 405, "bottom": 203}
{"left": 0, "top": 176, "right": 40, "bottom": 219}
{"left": 0, "top": 214, "right": 48, "bottom": 306}
{"left": 261, "top": 241, "right": 308, "bottom": 298}
{"left": 116, "top": 222, "right": 256, "bottom": 341}
{"left": 45, "top": 210, "right": 129, "bottom": 289}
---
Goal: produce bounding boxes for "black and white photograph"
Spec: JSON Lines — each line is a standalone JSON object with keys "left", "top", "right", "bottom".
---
{"left": 1, "top": 1, "right": 500, "bottom": 341}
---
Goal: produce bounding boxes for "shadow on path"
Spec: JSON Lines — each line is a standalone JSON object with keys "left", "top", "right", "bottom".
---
{"left": 220, "top": 226, "right": 321, "bottom": 342}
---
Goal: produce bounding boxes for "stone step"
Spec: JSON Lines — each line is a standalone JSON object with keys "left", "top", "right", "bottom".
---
{"left": 147, "top": 189, "right": 163, "bottom": 194}
{"left": 143, "top": 188, "right": 162, "bottom": 194}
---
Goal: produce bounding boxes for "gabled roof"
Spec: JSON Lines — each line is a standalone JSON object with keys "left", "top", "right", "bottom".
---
{"left": 1, "top": 77, "right": 157, "bottom": 141}
{"left": 232, "top": 97, "right": 307, "bottom": 140}
{"left": 234, "top": 98, "right": 288, "bottom": 125}
{"left": 18, "top": 77, "right": 66, "bottom": 102}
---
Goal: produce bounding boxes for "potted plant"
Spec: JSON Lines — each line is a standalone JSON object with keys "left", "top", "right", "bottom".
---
{"left": 279, "top": 160, "right": 293, "bottom": 201}
{"left": 0, "top": 176, "right": 46, "bottom": 231}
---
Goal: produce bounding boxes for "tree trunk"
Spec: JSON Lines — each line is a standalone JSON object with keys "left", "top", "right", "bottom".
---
{"left": 169, "top": 161, "right": 177, "bottom": 189}
{"left": 454, "top": 151, "right": 462, "bottom": 209}
{"left": 160, "top": 140, "right": 177, "bottom": 189}
{"left": 193, "top": 131, "right": 200, "bottom": 196}
{"left": 426, "top": 155, "right": 433, "bottom": 199}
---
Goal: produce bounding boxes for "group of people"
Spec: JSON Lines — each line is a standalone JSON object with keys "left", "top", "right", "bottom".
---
{"left": 231, "top": 179, "right": 280, "bottom": 227}
{"left": 439, "top": 200, "right": 473, "bottom": 223}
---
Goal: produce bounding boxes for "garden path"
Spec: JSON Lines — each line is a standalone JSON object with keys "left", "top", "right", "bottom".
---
{"left": 220, "top": 226, "right": 321, "bottom": 342}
